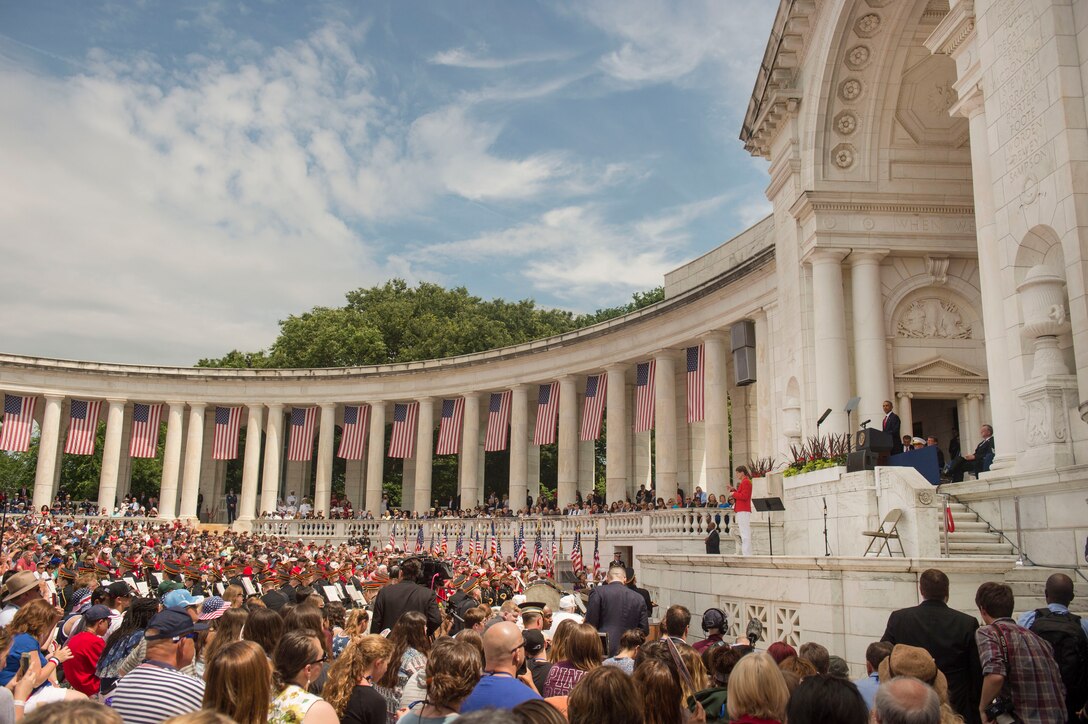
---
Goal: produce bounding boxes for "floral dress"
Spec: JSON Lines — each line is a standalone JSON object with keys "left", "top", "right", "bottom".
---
{"left": 270, "top": 683, "right": 322, "bottom": 723}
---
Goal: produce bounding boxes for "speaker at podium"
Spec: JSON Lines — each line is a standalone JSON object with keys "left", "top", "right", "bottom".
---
{"left": 855, "top": 427, "right": 894, "bottom": 453}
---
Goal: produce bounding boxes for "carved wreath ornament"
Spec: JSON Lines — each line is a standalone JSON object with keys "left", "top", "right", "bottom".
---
{"left": 896, "top": 299, "right": 973, "bottom": 339}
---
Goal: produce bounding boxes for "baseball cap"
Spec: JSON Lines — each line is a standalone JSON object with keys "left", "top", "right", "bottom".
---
{"left": 523, "top": 629, "right": 546, "bottom": 656}
{"left": 106, "top": 582, "right": 133, "bottom": 598}
{"left": 83, "top": 605, "right": 113, "bottom": 623}
{"left": 163, "top": 589, "right": 205, "bottom": 609}
{"left": 144, "top": 609, "right": 209, "bottom": 641}
{"left": 157, "top": 580, "right": 184, "bottom": 597}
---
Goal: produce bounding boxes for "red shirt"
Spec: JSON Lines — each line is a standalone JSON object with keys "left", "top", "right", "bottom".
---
{"left": 733, "top": 477, "right": 753, "bottom": 513}
{"left": 62, "top": 631, "right": 104, "bottom": 696}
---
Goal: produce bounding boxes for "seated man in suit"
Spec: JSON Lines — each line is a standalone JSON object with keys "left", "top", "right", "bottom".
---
{"left": 926, "top": 436, "right": 946, "bottom": 470}
{"left": 945, "top": 425, "right": 995, "bottom": 482}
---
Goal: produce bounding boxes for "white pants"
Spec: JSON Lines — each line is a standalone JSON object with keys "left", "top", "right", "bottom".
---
{"left": 735, "top": 512, "right": 752, "bottom": 556}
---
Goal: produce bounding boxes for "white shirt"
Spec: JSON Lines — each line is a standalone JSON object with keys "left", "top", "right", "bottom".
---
{"left": 0, "top": 605, "right": 18, "bottom": 627}
{"left": 545, "top": 611, "right": 583, "bottom": 639}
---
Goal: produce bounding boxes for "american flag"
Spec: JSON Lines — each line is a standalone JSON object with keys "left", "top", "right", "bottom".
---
{"left": 435, "top": 398, "right": 464, "bottom": 455}
{"left": 415, "top": 526, "right": 425, "bottom": 553}
{"left": 212, "top": 406, "right": 243, "bottom": 460}
{"left": 593, "top": 530, "right": 601, "bottom": 580}
{"left": 484, "top": 391, "right": 512, "bottom": 452}
{"left": 65, "top": 399, "right": 102, "bottom": 455}
{"left": 0, "top": 395, "right": 35, "bottom": 453}
{"left": 580, "top": 373, "right": 607, "bottom": 441}
{"left": 686, "top": 344, "right": 705, "bottom": 423}
{"left": 549, "top": 532, "right": 558, "bottom": 577}
{"left": 337, "top": 405, "right": 369, "bottom": 460}
{"left": 515, "top": 522, "right": 527, "bottom": 563}
{"left": 129, "top": 403, "right": 163, "bottom": 458}
{"left": 634, "top": 360, "right": 656, "bottom": 432}
{"left": 286, "top": 407, "right": 318, "bottom": 461}
{"left": 532, "top": 528, "right": 543, "bottom": 569}
{"left": 571, "top": 532, "right": 583, "bottom": 575}
{"left": 388, "top": 402, "right": 419, "bottom": 459}
{"left": 430, "top": 528, "right": 439, "bottom": 555}
{"left": 455, "top": 528, "right": 464, "bottom": 556}
{"left": 402, "top": 525, "right": 409, "bottom": 552}
{"left": 489, "top": 521, "right": 498, "bottom": 559}
{"left": 472, "top": 529, "right": 481, "bottom": 560}
{"left": 389, "top": 525, "right": 396, "bottom": 551}
{"left": 441, "top": 527, "right": 449, "bottom": 555}
{"left": 533, "top": 382, "right": 559, "bottom": 445}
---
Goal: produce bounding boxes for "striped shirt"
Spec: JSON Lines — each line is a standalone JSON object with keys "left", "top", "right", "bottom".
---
{"left": 107, "top": 661, "right": 205, "bottom": 724}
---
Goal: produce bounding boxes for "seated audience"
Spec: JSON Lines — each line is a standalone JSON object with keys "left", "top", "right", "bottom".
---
{"left": 202, "top": 640, "right": 271, "bottom": 724}
{"left": 726, "top": 652, "right": 789, "bottom": 724}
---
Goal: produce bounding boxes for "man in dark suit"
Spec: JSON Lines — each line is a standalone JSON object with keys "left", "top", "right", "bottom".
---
{"left": 882, "top": 400, "right": 902, "bottom": 450}
{"left": 586, "top": 563, "right": 648, "bottom": 657}
{"left": 370, "top": 557, "right": 443, "bottom": 635}
{"left": 946, "top": 425, "right": 995, "bottom": 482}
{"left": 881, "top": 568, "right": 982, "bottom": 724}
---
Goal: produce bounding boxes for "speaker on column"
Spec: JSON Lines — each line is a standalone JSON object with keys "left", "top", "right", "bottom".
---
{"left": 731, "top": 320, "right": 757, "bottom": 386}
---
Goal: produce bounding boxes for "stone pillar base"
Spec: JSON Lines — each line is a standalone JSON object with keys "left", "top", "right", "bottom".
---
{"left": 1016, "top": 375, "right": 1077, "bottom": 471}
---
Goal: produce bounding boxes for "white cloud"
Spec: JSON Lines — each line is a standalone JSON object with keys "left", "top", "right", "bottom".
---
{"left": 429, "top": 46, "right": 570, "bottom": 70}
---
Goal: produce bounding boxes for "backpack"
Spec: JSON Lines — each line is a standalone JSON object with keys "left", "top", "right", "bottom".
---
{"left": 1029, "top": 608, "right": 1088, "bottom": 711}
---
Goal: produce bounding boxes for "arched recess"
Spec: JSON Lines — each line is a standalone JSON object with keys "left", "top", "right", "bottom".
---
{"left": 782, "top": 377, "right": 802, "bottom": 450}
{"left": 1013, "top": 224, "right": 1074, "bottom": 380}
{"left": 888, "top": 285, "right": 985, "bottom": 386}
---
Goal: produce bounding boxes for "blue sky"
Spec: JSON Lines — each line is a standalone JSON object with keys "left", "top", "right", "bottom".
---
{"left": 0, "top": 1, "right": 776, "bottom": 365}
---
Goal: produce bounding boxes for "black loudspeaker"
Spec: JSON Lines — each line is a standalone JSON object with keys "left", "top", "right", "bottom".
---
{"left": 856, "top": 427, "right": 894, "bottom": 453}
{"left": 847, "top": 451, "right": 877, "bottom": 472}
{"left": 730, "top": 320, "right": 756, "bottom": 351}
{"left": 734, "top": 347, "right": 756, "bottom": 386}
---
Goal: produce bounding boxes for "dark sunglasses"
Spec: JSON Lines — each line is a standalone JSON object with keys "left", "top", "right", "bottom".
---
{"left": 309, "top": 652, "right": 329, "bottom": 665}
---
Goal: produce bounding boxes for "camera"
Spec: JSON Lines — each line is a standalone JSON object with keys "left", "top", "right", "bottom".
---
{"left": 984, "top": 697, "right": 1017, "bottom": 724}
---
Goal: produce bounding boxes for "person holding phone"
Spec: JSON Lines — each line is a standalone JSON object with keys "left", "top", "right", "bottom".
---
{"left": 0, "top": 599, "right": 85, "bottom": 713}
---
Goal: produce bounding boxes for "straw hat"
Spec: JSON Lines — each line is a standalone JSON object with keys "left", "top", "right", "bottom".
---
{"left": 3, "top": 572, "right": 40, "bottom": 602}
{"left": 878, "top": 644, "right": 949, "bottom": 703}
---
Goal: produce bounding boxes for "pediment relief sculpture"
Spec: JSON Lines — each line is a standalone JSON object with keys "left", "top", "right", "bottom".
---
{"left": 896, "top": 299, "right": 973, "bottom": 339}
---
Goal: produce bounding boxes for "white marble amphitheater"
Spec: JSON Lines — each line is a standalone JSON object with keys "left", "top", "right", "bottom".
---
{"left": 3, "top": 0, "right": 1088, "bottom": 670}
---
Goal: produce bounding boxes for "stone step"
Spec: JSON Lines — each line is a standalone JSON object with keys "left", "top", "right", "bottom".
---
{"left": 947, "top": 541, "right": 1015, "bottom": 555}
{"left": 942, "top": 531, "right": 1010, "bottom": 543}
{"left": 939, "top": 520, "right": 991, "bottom": 532}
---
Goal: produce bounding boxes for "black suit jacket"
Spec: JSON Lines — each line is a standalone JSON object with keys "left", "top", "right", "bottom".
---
{"left": 972, "top": 437, "right": 995, "bottom": 472}
{"left": 371, "top": 579, "right": 443, "bottom": 635}
{"left": 882, "top": 599, "right": 982, "bottom": 724}
{"left": 883, "top": 412, "right": 901, "bottom": 444}
{"left": 586, "top": 582, "right": 648, "bottom": 657}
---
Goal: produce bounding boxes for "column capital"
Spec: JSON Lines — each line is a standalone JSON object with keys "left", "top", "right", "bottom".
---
{"left": 966, "top": 392, "right": 985, "bottom": 401}
{"left": 653, "top": 348, "right": 680, "bottom": 361}
{"left": 266, "top": 402, "right": 285, "bottom": 412}
{"left": 897, "top": 391, "right": 914, "bottom": 400}
{"left": 320, "top": 402, "right": 336, "bottom": 411}
{"left": 186, "top": 401, "right": 207, "bottom": 410}
{"left": 700, "top": 330, "right": 729, "bottom": 344}
{"left": 557, "top": 374, "right": 579, "bottom": 384}
{"left": 417, "top": 396, "right": 435, "bottom": 404}
{"left": 165, "top": 400, "right": 186, "bottom": 408}
{"left": 850, "top": 249, "right": 890, "bottom": 265}
{"left": 807, "top": 247, "right": 850, "bottom": 265}
{"left": 604, "top": 363, "right": 627, "bottom": 374}
{"left": 42, "top": 393, "right": 65, "bottom": 403}
{"left": 106, "top": 397, "right": 128, "bottom": 405}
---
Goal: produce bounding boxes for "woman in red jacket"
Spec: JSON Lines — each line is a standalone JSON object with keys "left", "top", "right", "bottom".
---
{"left": 729, "top": 466, "right": 753, "bottom": 556}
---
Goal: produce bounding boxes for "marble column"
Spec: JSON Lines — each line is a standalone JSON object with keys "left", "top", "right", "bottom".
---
{"left": 605, "top": 365, "right": 628, "bottom": 503}
{"left": 157, "top": 402, "right": 184, "bottom": 519}
{"left": 851, "top": 250, "right": 891, "bottom": 427}
{"left": 655, "top": 352, "right": 678, "bottom": 495}
{"left": 314, "top": 403, "right": 336, "bottom": 516}
{"left": 237, "top": 405, "right": 263, "bottom": 524}
{"left": 31, "top": 394, "right": 64, "bottom": 511}
{"left": 97, "top": 399, "right": 126, "bottom": 514}
{"left": 897, "top": 392, "right": 914, "bottom": 443}
{"left": 414, "top": 398, "right": 434, "bottom": 512}
{"left": 557, "top": 376, "right": 578, "bottom": 507}
{"left": 809, "top": 249, "right": 851, "bottom": 434}
{"left": 703, "top": 333, "right": 729, "bottom": 498}
{"left": 461, "top": 393, "right": 481, "bottom": 509}
{"left": 260, "top": 404, "right": 284, "bottom": 514}
{"left": 365, "top": 402, "right": 386, "bottom": 514}
{"left": 965, "top": 393, "right": 984, "bottom": 450}
{"left": 402, "top": 457, "right": 416, "bottom": 509}
{"left": 510, "top": 385, "right": 529, "bottom": 507}
{"left": 179, "top": 403, "right": 206, "bottom": 520}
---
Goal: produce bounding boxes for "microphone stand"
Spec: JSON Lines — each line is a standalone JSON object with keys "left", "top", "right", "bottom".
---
{"left": 822, "top": 497, "right": 831, "bottom": 557}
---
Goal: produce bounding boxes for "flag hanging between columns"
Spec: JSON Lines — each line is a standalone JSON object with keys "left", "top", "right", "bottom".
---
{"left": 435, "top": 398, "right": 465, "bottom": 455}
{"left": 212, "top": 406, "right": 243, "bottom": 460}
{"left": 571, "top": 532, "right": 583, "bottom": 575}
{"left": 129, "top": 403, "right": 163, "bottom": 458}
{"left": 65, "top": 399, "right": 102, "bottom": 455}
{"left": 484, "top": 391, "right": 511, "bottom": 451}
{"left": 388, "top": 402, "right": 419, "bottom": 458}
{"left": 337, "top": 404, "right": 369, "bottom": 460}
{"left": 286, "top": 406, "right": 318, "bottom": 461}
{"left": 533, "top": 382, "right": 559, "bottom": 445}
{"left": 580, "top": 373, "right": 607, "bottom": 441}
{"left": 533, "top": 528, "right": 543, "bottom": 569}
{"left": 634, "top": 360, "right": 656, "bottom": 432}
{"left": 415, "top": 526, "right": 425, "bottom": 553}
{"left": 516, "top": 522, "right": 527, "bottom": 563}
{"left": 593, "top": 530, "right": 601, "bottom": 580}
{"left": 686, "top": 344, "right": 705, "bottom": 423}
{"left": 0, "top": 395, "right": 35, "bottom": 453}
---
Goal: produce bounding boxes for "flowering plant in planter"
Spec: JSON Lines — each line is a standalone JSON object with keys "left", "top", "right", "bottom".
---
{"left": 784, "top": 434, "right": 851, "bottom": 477}
{"left": 744, "top": 457, "right": 779, "bottom": 478}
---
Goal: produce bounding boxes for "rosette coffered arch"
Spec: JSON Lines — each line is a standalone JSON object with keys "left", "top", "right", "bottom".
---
{"left": 811, "top": 0, "right": 968, "bottom": 188}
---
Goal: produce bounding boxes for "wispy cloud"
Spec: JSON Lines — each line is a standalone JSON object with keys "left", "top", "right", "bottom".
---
{"left": 429, "top": 46, "right": 571, "bottom": 70}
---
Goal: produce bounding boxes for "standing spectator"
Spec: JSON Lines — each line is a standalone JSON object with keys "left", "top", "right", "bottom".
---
{"left": 269, "top": 631, "right": 338, "bottom": 724}
{"left": 567, "top": 665, "right": 640, "bottom": 724}
{"left": 974, "top": 581, "right": 1066, "bottom": 723}
{"left": 798, "top": 642, "right": 830, "bottom": 676}
{"left": 398, "top": 638, "right": 482, "bottom": 724}
{"left": 1015, "top": 572, "right": 1088, "bottom": 722}
{"left": 854, "top": 642, "right": 893, "bottom": 711}
{"left": 728, "top": 466, "right": 753, "bottom": 556}
{"left": 634, "top": 659, "right": 684, "bottom": 724}
{"left": 694, "top": 609, "right": 726, "bottom": 654}
{"left": 370, "top": 559, "right": 442, "bottom": 636}
{"left": 602, "top": 629, "right": 644, "bottom": 675}
{"left": 62, "top": 605, "right": 111, "bottom": 696}
{"left": 225, "top": 490, "right": 238, "bottom": 525}
{"left": 323, "top": 635, "right": 394, "bottom": 724}
{"left": 726, "top": 652, "right": 788, "bottom": 724}
{"left": 662, "top": 605, "right": 691, "bottom": 645}
{"left": 107, "top": 609, "right": 208, "bottom": 724}
{"left": 542, "top": 623, "right": 601, "bottom": 697}
{"left": 202, "top": 640, "right": 271, "bottom": 724}
{"left": 460, "top": 622, "right": 542, "bottom": 713}
{"left": 523, "top": 630, "right": 552, "bottom": 693}
{"left": 374, "top": 611, "right": 430, "bottom": 720}
{"left": 873, "top": 677, "right": 941, "bottom": 724}
{"left": 585, "top": 564, "right": 648, "bottom": 657}
{"left": 704, "top": 522, "right": 720, "bottom": 555}
{"left": 882, "top": 569, "right": 981, "bottom": 724}
{"left": 785, "top": 674, "right": 868, "bottom": 724}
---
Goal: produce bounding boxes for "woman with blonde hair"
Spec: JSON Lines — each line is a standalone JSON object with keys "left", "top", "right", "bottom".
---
{"left": 1, "top": 599, "right": 86, "bottom": 712}
{"left": 547, "top": 619, "right": 577, "bottom": 664}
{"left": 726, "top": 652, "right": 788, "bottom": 724}
{"left": 221, "top": 584, "right": 245, "bottom": 609}
{"left": 542, "top": 623, "right": 601, "bottom": 697}
{"left": 332, "top": 606, "right": 368, "bottom": 659}
{"left": 399, "top": 638, "right": 482, "bottom": 724}
{"left": 202, "top": 640, "right": 271, "bottom": 724}
{"left": 322, "top": 635, "right": 394, "bottom": 724}
{"left": 200, "top": 608, "right": 248, "bottom": 671}
{"left": 269, "top": 631, "right": 338, "bottom": 724}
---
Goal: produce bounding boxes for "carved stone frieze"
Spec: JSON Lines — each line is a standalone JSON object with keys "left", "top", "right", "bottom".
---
{"left": 832, "top": 143, "right": 856, "bottom": 169}
{"left": 835, "top": 111, "right": 858, "bottom": 135}
{"left": 855, "top": 13, "right": 882, "bottom": 37}
{"left": 840, "top": 78, "right": 863, "bottom": 102}
{"left": 897, "top": 299, "right": 973, "bottom": 339}
{"left": 845, "top": 45, "right": 872, "bottom": 70}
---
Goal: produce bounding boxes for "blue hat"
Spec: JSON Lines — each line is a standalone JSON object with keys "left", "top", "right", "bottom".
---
{"left": 163, "top": 589, "right": 204, "bottom": 609}
{"left": 83, "top": 604, "right": 112, "bottom": 623}
{"left": 145, "top": 609, "right": 208, "bottom": 641}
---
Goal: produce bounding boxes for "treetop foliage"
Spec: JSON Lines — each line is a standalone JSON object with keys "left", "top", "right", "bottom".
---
{"left": 197, "top": 279, "right": 664, "bottom": 369}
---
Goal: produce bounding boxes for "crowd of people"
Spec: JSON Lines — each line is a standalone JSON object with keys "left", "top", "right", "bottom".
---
{"left": 0, "top": 501, "right": 1081, "bottom": 724}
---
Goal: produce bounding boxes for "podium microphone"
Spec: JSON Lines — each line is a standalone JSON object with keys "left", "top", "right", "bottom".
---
{"left": 859, "top": 419, "right": 870, "bottom": 428}
{"left": 816, "top": 408, "right": 832, "bottom": 426}
{"left": 822, "top": 497, "right": 832, "bottom": 557}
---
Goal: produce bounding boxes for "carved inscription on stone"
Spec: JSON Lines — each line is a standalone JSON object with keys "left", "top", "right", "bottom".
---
{"left": 897, "top": 299, "right": 973, "bottom": 339}
{"left": 892, "top": 216, "right": 975, "bottom": 233}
